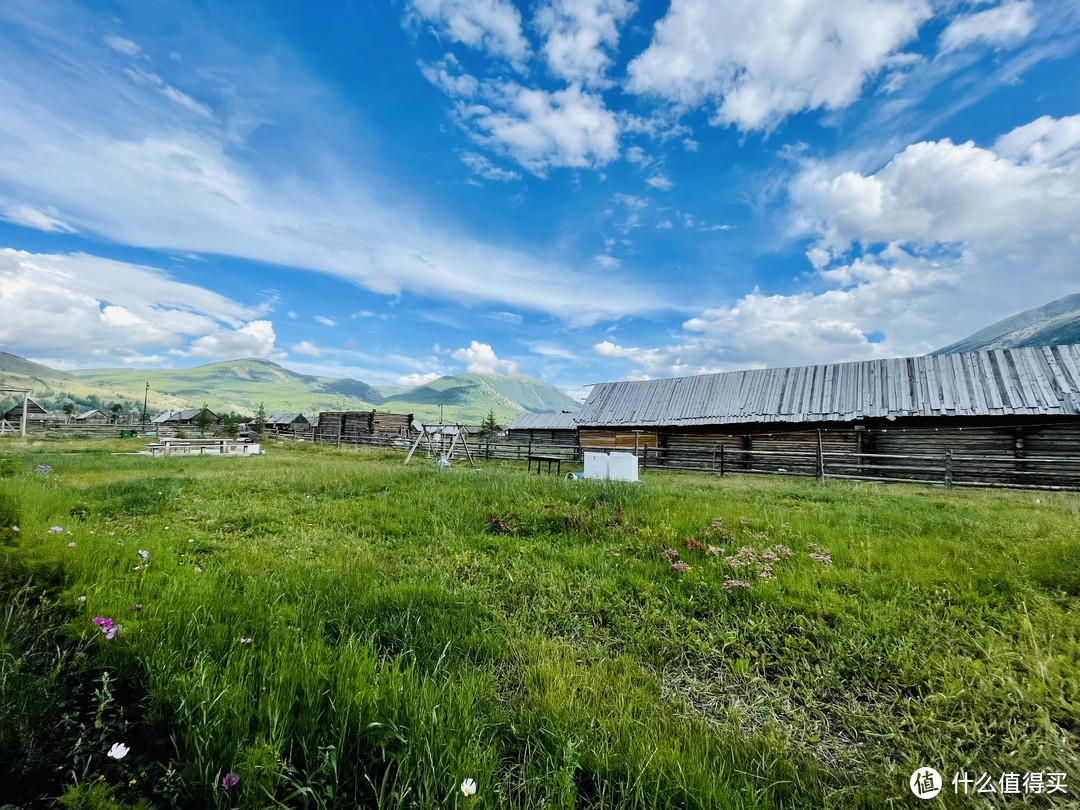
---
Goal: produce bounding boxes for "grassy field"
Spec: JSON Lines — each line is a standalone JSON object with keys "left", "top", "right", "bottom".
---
{"left": 1, "top": 439, "right": 1077, "bottom": 809}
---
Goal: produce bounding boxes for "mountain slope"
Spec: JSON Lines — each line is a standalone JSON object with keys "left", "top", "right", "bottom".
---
{"left": 382, "top": 373, "right": 580, "bottom": 423}
{"left": 69, "top": 359, "right": 384, "bottom": 415}
{"left": 933, "top": 293, "right": 1080, "bottom": 354}
{"left": 1, "top": 353, "right": 580, "bottom": 423}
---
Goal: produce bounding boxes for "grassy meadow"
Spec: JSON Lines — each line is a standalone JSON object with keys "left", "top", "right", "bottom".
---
{"left": 1, "top": 439, "right": 1077, "bottom": 808}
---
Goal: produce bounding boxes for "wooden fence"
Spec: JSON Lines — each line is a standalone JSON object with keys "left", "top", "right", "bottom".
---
{"left": 302, "top": 431, "right": 1080, "bottom": 490}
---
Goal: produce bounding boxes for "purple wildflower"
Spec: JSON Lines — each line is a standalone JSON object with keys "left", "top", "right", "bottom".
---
{"left": 670, "top": 561, "right": 691, "bottom": 574}
{"left": 138, "top": 549, "right": 150, "bottom": 561}
{"left": 68, "top": 541, "right": 76, "bottom": 548}
{"left": 49, "top": 526, "right": 64, "bottom": 533}
{"left": 37, "top": 464, "right": 52, "bottom": 473}
{"left": 93, "top": 617, "right": 118, "bottom": 639}
{"left": 722, "top": 578, "right": 751, "bottom": 591}
{"left": 660, "top": 548, "right": 680, "bottom": 561}
{"left": 221, "top": 772, "right": 240, "bottom": 790}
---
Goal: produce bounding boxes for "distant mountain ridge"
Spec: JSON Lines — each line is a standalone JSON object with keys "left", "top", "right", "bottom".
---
{"left": 933, "top": 293, "right": 1080, "bottom": 355}
{"left": 0, "top": 353, "right": 579, "bottom": 423}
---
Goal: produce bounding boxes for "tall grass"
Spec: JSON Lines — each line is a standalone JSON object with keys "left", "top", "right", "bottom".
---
{"left": 0, "top": 438, "right": 1077, "bottom": 808}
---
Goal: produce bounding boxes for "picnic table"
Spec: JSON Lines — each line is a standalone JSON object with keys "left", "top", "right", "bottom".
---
{"left": 527, "top": 453, "right": 565, "bottom": 475}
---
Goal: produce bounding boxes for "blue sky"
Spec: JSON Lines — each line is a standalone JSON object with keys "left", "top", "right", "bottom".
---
{"left": 1, "top": 0, "right": 1078, "bottom": 398}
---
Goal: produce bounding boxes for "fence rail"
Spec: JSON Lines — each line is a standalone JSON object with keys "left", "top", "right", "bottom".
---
{"left": 8, "top": 422, "right": 1078, "bottom": 490}
{"left": 297, "top": 431, "right": 1080, "bottom": 491}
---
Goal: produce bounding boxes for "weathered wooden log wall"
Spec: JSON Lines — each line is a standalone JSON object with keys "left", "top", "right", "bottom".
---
{"left": 578, "top": 429, "right": 659, "bottom": 449}
{"left": 317, "top": 411, "right": 413, "bottom": 441}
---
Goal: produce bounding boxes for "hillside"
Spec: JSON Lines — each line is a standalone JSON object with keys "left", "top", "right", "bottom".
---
{"left": 382, "top": 372, "right": 580, "bottom": 424}
{"left": 0, "top": 354, "right": 580, "bottom": 423}
{"left": 68, "top": 359, "right": 383, "bottom": 416}
{"left": 933, "top": 293, "right": 1080, "bottom": 354}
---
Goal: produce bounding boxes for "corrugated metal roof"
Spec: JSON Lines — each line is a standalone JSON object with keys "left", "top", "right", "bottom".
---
{"left": 506, "top": 412, "right": 578, "bottom": 431}
{"left": 577, "top": 345, "right": 1080, "bottom": 427}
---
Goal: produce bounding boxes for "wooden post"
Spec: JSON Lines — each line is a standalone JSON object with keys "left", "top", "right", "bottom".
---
{"left": 20, "top": 391, "right": 28, "bottom": 437}
{"left": 720, "top": 444, "right": 725, "bottom": 477}
{"left": 643, "top": 446, "right": 648, "bottom": 470}
{"left": 816, "top": 429, "right": 825, "bottom": 483}
{"left": 944, "top": 449, "right": 953, "bottom": 490}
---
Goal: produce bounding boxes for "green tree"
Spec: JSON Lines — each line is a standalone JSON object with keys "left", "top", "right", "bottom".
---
{"left": 253, "top": 403, "right": 266, "bottom": 438}
{"left": 221, "top": 411, "right": 241, "bottom": 438}
{"left": 481, "top": 409, "right": 501, "bottom": 459}
{"left": 109, "top": 403, "right": 123, "bottom": 424}
{"left": 62, "top": 403, "right": 76, "bottom": 421}
{"left": 194, "top": 402, "right": 213, "bottom": 437}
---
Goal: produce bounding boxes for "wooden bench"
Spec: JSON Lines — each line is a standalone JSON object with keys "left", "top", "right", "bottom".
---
{"left": 527, "top": 453, "right": 565, "bottom": 475}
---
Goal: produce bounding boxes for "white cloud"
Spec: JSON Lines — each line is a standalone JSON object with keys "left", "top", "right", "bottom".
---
{"left": 407, "top": 0, "right": 530, "bottom": 67}
{"left": 460, "top": 82, "right": 620, "bottom": 173}
{"left": 122, "top": 66, "right": 213, "bottom": 119}
{"left": 291, "top": 340, "right": 321, "bottom": 357}
{"left": 187, "top": 320, "right": 281, "bottom": 359}
{"left": 625, "top": 145, "right": 647, "bottom": 163}
{"left": 939, "top": 1, "right": 1035, "bottom": 53}
{"left": 451, "top": 340, "right": 519, "bottom": 373}
{"left": 645, "top": 172, "right": 673, "bottom": 190}
{"left": 595, "top": 114, "right": 1080, "bottom": 378}
{"left": 314, "top": 315, "right": 338, "bottom": 327}
{"left": 594, "top": 254, "right": 621, "bottom": 270}
{"left": 395, "top": 371, "right": 442, "bottom": 387}
{"left": 626, "top": 0, "right": 932, "bottom": 131}
{"left": 0, "top": 249, "right": 281, "bottom": 365}
{"left": 460, "top": 151, "right": 521, "bottom": 181}
{"left": 1, "top": 204, "right": 75, "bottom": 233}
{"left": 351, "top": 310, "right": 374, "bottom": 318}
{"left": 0, "top": 12, "right": 665, "bottom": 326}
{"left": 104, "top": 36, "right": 140, "bottom": 56}
{"left": 419, "top": 54, "right": 481, "bottom": 97}
{"left": 534, "top": 0, "right": 637, "bottom": 87}
{"left": 486, "top": 310, "right": 523, "bottom": 323}
{"left": 682, "top": 138, "right": 699, "bottom": 152}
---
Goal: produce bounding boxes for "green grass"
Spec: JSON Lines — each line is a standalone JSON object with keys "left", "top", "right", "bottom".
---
{"left": 1, "top": 438, "right": 1077, "bottom": 808}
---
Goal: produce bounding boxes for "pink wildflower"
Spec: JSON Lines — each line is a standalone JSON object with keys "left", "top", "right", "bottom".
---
{"left": 670, "top": 562, "right": 691, "bottom": 574}
{"left": 221, "top": 772, "right": 240, "bottom": 789}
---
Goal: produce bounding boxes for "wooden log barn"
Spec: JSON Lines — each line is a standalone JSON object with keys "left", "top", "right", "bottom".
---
{"left": 576, "top": 344, "right": 1080, "bottom": 488}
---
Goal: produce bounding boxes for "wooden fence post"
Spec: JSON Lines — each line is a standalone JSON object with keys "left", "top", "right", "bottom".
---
{"left": 944, "top": 449, "right": 953, "bottom": 490}
{"left": 720, "top": 445, "right": 725, "bottom": 477}
{"left": 816, "top": 430, "right": 825, "bottom": 483}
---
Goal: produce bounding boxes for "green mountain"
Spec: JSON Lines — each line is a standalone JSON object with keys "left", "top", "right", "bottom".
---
{"left": 68, "top": 358, "right": 384, "bottom": 416}
{"left": 0, "top": 353, "right": 580, "bottom": 424}
{"left": 933, "top": 293, "right": 1080, "bottom": 354}
{"left": 382, "top": 372, "right": 580, "bottom": 424}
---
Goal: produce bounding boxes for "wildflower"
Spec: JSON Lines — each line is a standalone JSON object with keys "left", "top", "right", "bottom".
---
{"left": 11, "top": 525, "right": 18, "bottom": 532}
{"left": 660, "top": 548, "right": 680, "bottom": 561}
{"left": 706, "top": 545, "right": 724, "bottom": 556}
{"left": 221, "top": 772, "right": 240, "bottom": 790}
{"left": 49, "top": 526, "right": 64, "bottom": 533}
{"left": 78, "top": 595, "right": 86, "bottom": 603}
{"left": 138, "top": 549, "right": 150, "bottom": 561}
{"left": 93, "top": 617, "right": 118, "bottom": 639}
{"left": 683, "top": 538, "right": 704, "bottom": 552}
{"left": 37, "top": 464, "right": 52, "bottom": 473}
{"left": 237, "top": 637, "right": 253, "bottom": 644}
{"left": 107, "top": 742, "right": 129, "bottom": 759}
{"left": 68, "top": 541, "right": 77, "bottom": 548}
{"left": 722, "top": 578, "right": 751, "bottom": 591}
{"left": 193, "top": 565, "right": 203, "bottom": 573}
{"left": 130, "top": 603, "right": 143, "bottom": 611}
{"left": 809, "top": 552, "right": 833, "bottom": 566}
{"left": 461, "top": 778, "right": 477, "bottom": 797}
{"left": 770, "top": 545, "right": 793, "bottom": 559}
{"left": 671, "top": 562, "right": 691, "bottom": 574}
